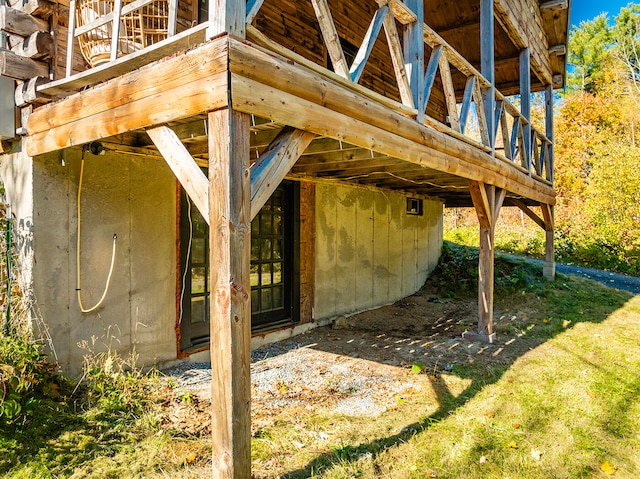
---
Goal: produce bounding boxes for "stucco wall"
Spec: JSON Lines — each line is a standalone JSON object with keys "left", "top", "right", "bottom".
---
{"left": 32, "top": 149, "right": 177, "bottom": 375}
{"left": 314, "top": 184, "right": 443, "bottom": 320}
{"left": 0, "top": 144, "right": 35, "bottom": 308}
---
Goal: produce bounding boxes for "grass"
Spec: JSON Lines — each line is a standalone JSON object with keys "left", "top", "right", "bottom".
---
{"left": 1, "top": 243, "right": 639, "bottom": 478}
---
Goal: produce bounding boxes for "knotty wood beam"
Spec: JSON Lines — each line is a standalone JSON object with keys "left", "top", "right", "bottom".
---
{"left": 10, "top": 31, "right": 53, "bottom": 59}
{"left": 311, "top": 0, "right": 349, "bottom": 79}
{"left": 388, "top": 0, "right": 416, "bottom": 25}
{"left": 250, "top": 127, "right": 314, "bottom": 220}
{"left": 208, "top": 108, "right": 251, "bottom": 479}
{"left": 0, "top": 50, "right": 49, "bottom": 79}
{"left": 15, "top": 76, "right": 50, "bottom": 107}
{"left": 147, "top": 126, "right": 209, "bottom": 221}
{"left": 0, "top": 5, "right": 48, "bottom": 37}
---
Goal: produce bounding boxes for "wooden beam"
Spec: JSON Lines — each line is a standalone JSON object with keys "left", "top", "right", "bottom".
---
{"left": 520, "top": 48, "right": 532, "bottom": 173}
{"left": 350, "top": 6, "right": 387, "bottom": 83}
{"left": 459, "top": 76, "right": 475, "bottom": 134}
{"left": 548, "top": 44, "right": 566, "bottom": 56}
{"left": 438, "top": 50, "right": 461, "bottom": 132}
{"left": 381, "top": 9, "right": 414, "bottom": 108}
{"left": 0, "top": 5, "right": 48, "bottom": 37}
{"left": 422, "top": 44, "right": 442, "bottom": 114}
{"left": 12, "top": 0, "right": 55, "bottom": 18}
{"left": 311, "top": 0, "right": 349, "bottom": 79}
{"left": 208, "top": 108, "right": 251, "bottom": 479}
{"left": 15, "top": 76, "right": 50, "bottom": 107}
{"left": 48, "top": 22, "right": 209, "bottom": 95}
{"left": 0, "top": 50, "right": 49, "bottom": 79}
{"left": 404, "top": 0, "right": 424, "bottom": 118}
{"left": 10, "top": 31, "right": 54, "bottom": 60}
{"left": 208, "top": 0, "right": 245, "bottom": 39}
{"left": 250, "top": 127, "right": 315, "bottom": 219}
{"left": 228, "top": 38, "right": 556, "bottom": 204}
{"left": 540, "top": 0, "right": 568, "bottom": 13}
{"left": 473, "top": 79, "right": 490, "bottom": 147}
{"left": 511, "top": 198, "right": 545, "bottom": 229}
{"left": 545, "top": 84, "right": 554, "bottom": 183}
{"left": 27, "top": 37, "right": 229, "bottom": 156}
{"left": 480, "top": 0, "right": 495, "bottom": 149}
{"left": 147, "top": 125, "right": 209, "bottom": 221}
{"left": 388, "top": 0, "right": 416, "bottom": 25}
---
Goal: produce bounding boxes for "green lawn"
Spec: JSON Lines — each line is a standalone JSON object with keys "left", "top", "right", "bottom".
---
{"left": 1, "top": 245, "right": 638, "bottom": 478}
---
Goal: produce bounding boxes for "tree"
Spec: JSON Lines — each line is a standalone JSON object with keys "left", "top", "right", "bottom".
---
{"left": 612, "top": 5, "right": 640, "bottom": 94}
{"left": 567, "top": 14, "right": 612, "bottom": 92}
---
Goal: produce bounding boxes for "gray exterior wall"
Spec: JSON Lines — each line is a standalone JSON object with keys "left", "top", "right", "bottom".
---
{"left": 314, "top": 183, "right": 443, "bottom": 320}
{"left": 31, "top": 149, "right": 177, "bottom": 375}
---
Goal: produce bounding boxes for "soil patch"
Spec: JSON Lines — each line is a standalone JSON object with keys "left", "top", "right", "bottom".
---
{"left": 161, "top": 281, "right": 542, "bottom": 436}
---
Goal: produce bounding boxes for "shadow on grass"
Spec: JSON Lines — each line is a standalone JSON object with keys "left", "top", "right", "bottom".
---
{"left": 279, "top": 245, "right": 633, "bottom": 478}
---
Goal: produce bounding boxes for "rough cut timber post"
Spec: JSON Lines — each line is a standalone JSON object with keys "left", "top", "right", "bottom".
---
{"left": 208, "top": 0, "right": 245, "bottom": 39}
{"left": 480, "top": 0, "right": 495, "bottom": 151}
{"left": 465, "top": 181, "right": 505, "bottom": 342}
{"left": 545, "top": 84, "right": 554, "bottom": 183}
{"left": 520, "top": 47, "right": 532, "bottom": 173}
{"left": 541, "top": 204, "right": 555, "bottom": 280}
{"left": 403, "top": 0, "right": 423, "bottom": 120}
{"left": 209, "top": 108, "right": 251, "bottom": 479}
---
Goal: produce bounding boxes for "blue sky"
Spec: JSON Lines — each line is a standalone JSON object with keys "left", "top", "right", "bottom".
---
{"left": 570, "top": 1, "right": 635, "bottom": 27}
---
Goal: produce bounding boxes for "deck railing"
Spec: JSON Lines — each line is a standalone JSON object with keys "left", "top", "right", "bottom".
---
{"left": 62, "top": 0, "right": 553, "bottom": 185}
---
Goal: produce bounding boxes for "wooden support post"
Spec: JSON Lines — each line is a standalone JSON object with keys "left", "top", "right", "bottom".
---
{"left": 541, "top": 204, "right": 555, "bottom": 280}
{"left": 520, "top": 48, "right": 531, "bottom": 173}
{"left": 208, "top": 108, "right": 251, "bottom": 479}
{"left": 403, "top": 0, "right": 424, "bottom": 119}
{"left": 465, "top": 180, "right": 504, "bottom": 342}
{"left": 208, "top": 0, "right": 245, "bottom": 39}
{"left": 480, "top": 0, "right": 495, "bottom": 150}
{"left": 545, "top": 84, "right": 554, "bottom": 183}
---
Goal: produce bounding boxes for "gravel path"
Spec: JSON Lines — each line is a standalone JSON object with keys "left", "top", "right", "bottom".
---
{"left": 498, "top": 253, "right": 640, "bottom": 295}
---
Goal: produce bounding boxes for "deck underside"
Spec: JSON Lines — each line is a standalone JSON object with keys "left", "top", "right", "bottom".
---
{"left": 26, "top": 34, "right": 555, "bottom": 207}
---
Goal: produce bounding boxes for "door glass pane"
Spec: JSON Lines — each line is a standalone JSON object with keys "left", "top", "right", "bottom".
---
{"left": 273, "top": 239, "right": 282, "bottom": 259}
{"left": 260, "top": 215, "right": 272, "bottom": 235}
{"left": 192, "top": 267, "right": 205, "bottom": 293}
{"left": 191, "top": 297, "right": 206, "bottom": 324}
{"left": 261, "top": 288, "right": 272, "bottom": 311}
{"left": 251, "top": 290, "right": 259, "bottom": 313}
{"left": 272, "top": 286, "right": 283, "bottom": 309}
{"left": 192, "top": 238, "right": 205, "bottom": 264}
{"left": 261, "top": 264, "right": 272, "bottom": 286}
{"left": 273, "top": 262, "right": 282, "bottom": 285}
{"left": 261, "top": 239, "right": 272, "bottom": 260}
{"left": 250, "top": 264, "right": 259, "bottom": 287}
